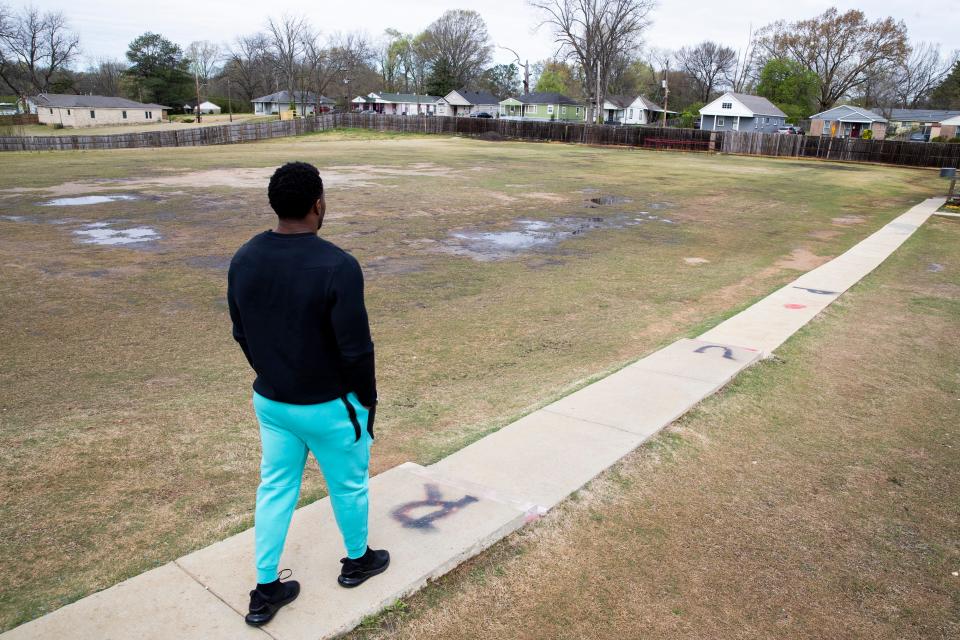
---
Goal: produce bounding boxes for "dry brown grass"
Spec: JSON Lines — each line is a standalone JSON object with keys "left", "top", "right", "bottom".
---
{"left": 0, "top": 132, "right": 944, "bottom": 630}
{"left": 346, "top": 217, "right": 960, "bottom": 640}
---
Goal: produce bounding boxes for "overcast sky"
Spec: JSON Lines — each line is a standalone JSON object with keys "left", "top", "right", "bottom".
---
{"left": 20, "top": 0, "right": 958, "bottom": 68}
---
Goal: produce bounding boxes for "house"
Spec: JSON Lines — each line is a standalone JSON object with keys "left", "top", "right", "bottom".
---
{"left": 603, "top": 95, "right": 674, "bottom": 125}
{"left": 884, "top": 108, "right": 960, "bottom": 139}
{"left": 184, "top": 101, "right": 221, "bottom": 115}
{"left": 351, "top": 92, "right": 441, "bottom": 115}
{"left": 30, "top": 94, "right": 169, "bottom": 128}
{"left": 699, "top": 92, "right": 787, "bottom": 132}
{"left": 499, "top": 93, "right": 586, "bottom": 122}
{"left": 439, "top": 89, "right": 500, "bottom": 117}
{"left": 808, "top": 105, "right": 887, "bottom": 139}
{"left": 940, "top": 115, "right": 960, "bottom": 139}
{"left": 252, "top": 91, "right": 335, "bottom": 116}
{"left": 0, "top": 102, "right": 17, "bottom": 116}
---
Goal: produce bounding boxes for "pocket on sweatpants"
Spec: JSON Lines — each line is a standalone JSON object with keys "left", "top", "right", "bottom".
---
{"left": 340, "top": 395, "right": 362, "bottom": 442}
{"left": 365, "top": 404, "right": 376, "bottom": 440}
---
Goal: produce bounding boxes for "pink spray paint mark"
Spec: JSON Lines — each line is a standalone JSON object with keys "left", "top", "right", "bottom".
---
{"left": 784, "top": 303, "right": 807, "bottom": 309}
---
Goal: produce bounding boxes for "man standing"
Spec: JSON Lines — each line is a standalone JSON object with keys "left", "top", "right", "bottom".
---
{"left": 228, "top": 162, "right": 390, "bottom": 627}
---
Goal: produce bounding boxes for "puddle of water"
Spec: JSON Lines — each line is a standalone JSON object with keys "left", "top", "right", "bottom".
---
{"left": 40, "top": 194, "right": 139, "bottom": 207}
{"left": 74, "top": 222, "right": 159, "bottom": 246}
{"left": 928, "top": 263, "right": 944, "bottom": 273}
{"left": 439, "top": 214, "right": 656, "bottom": 262}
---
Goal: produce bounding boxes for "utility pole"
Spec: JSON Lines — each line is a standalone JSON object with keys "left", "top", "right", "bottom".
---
{"left": 596, "top": 63, "right": 602, "bottom": 124}
{"left": 227, "top": 78, "right": 233, "bottom": 122}
{"left": 661, "top": 71, "right": 669, "bottom": 128}
{"left": 194, "top": 70, "right": 202, "bottom": 123}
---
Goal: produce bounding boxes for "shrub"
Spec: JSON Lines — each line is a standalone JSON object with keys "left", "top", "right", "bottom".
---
{"left": 181, "top": 117, "right": 194, "bottom": 123}
{"left": 931, "top": 135, "right": 948, "bottom": 142}
{"left": 861, "top": 128, "right": 873, "bottom": 140}
{"left": 950, "top": 137, "right": 960, "bottom": 144}
{"left": 52, "top": 123, "right": 64, "bottom": 129}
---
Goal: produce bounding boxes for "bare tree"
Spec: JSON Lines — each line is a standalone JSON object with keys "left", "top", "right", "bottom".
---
{"left": 266, "top": 14, "right": 308, "bottom": 111}
{"left": 731, "top": 24, "right": 756, "bottom": 93}
{"left": 225, "top": 33, "right": 271, "bottom": 103}
{"left": 187, "top": 40, "right": 222, "bottom": 86}
{"left": 530, "top": 0, "right": 654, "bottom": 122}
{"left": 418, "top": 10, "right": 492, "bottom": 90}
{"left": 0, "top": 4, "right": 80, "bottom": 97}
{"left": 88, "top": 58, "right": 126, "bottom": 95}
{"left": 676, "top": 41, "right": 737, "bottom": 102}
{"left": 756, "top": 8, "right": 908, "bottom": 111}
{"left": 893, "top": 43, "right": 958, "bottom": 108}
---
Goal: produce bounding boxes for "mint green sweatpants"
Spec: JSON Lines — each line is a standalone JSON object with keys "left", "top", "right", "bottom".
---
{"left": 252, "top": 391, "right": 373, "bottom": 584}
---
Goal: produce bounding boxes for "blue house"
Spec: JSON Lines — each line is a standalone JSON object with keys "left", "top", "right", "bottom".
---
{"left": 699, "top": 92, "right": 787, "bottom": 133}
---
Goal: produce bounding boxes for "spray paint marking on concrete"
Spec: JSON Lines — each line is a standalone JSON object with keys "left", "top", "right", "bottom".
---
{"left": 793, "top": 286, "right": 838, "bottom": 295}
{"left": 693, "top": 344, "right": 736, "bottom": 360}
{"left": 391, "top": 484, "right": 479, "bottom": 531}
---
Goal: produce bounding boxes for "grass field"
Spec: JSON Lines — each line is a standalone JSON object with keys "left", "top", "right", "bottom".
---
{"left": 0, "top": 130, "right": 943, "bottom": 630}
{"left": 346, "top": 213, "right": 960, "bottom": 640}
{"left": 1, "top": 113, "right": 269, "bottom": 137}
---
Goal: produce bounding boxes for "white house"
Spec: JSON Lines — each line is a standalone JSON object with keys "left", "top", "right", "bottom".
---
{"left": 30, "top": 94, "right": 169, "bottom": 128}
{"left": 940, "top": 115, "right": 960, "bottom": 139}
{"left": 699, "top": 92, "right": 787, "bottom": 133}
{"left": 184, "top": 101, "right": 221, "bottom": 115}
{"left": 603, "top": 95, "right": 674, "bottom": 125}
{"left": 0, "top": 102, "right": 17, "bottom": 116}
{"left": 439, "top": 89, "right": 500, "bottom": 117}
{"left": 351, "top": 92, "right": 441, "bottom": 115}
{"left": 252, "top": 91, "right": 335, "bottom": 116}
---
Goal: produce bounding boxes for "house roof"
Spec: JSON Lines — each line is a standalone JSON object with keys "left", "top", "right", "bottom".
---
{"left": 252, "top": 91, "right": 335, "bottom": 104}
{"left": 449, "top": 89, "right": 500, "bottom": 105}
{"left": 517, "top": 92, "right": 582, "bottom": 105}
{"left": 941, "top": 114, "right": 960, "bottom": 126}
{"left": 31, "top": 93, "right": 171, "bottom": 110}
{"left": 372, "top": 92, "right": 442, "bottom": 103}
{"left": 604, "top": 95, "right": 633, "bottom": 109}
{"left": 886, "top": 108, "right": 960, "bottom": 123}
{"left": 728, "top": 93, "right": 786, "bottom": 117}
{"left": 809, "top": 104, "right": 887, "bottom": 123}
{"left": 630, "top": 95, "right": 676, "bottom": 114}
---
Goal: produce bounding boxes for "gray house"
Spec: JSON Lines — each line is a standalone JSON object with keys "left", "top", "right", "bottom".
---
{"left": 699, "top": 92, "right": 787, "bottom": 132}
{"left": 252, "top": 91, "right": 335, "bottom": 116}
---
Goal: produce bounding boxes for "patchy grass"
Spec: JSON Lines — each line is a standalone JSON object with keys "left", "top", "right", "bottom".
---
{"left": 0, "top": 132, "right": 942, "bottom": 630}
{"left": 344, "top": 216, "right": 960, "bottom": 640}
{"left": 8, "top": 113, "right": 272, "bottom": 137}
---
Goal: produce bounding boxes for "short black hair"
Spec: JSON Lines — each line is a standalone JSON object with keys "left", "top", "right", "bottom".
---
{"left": 268, "top": 162, "right": 323, "bottom": 219}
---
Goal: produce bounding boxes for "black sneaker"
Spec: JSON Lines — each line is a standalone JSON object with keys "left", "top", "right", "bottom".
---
{"left": 245, "top": 571, "right": 300, "bottom": 627}
{"left": 338, "top": 547, "right": 390, "bottom": 588}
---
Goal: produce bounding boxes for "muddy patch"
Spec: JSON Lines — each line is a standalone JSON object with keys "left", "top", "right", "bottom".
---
{"left": 2, "top": 163, "right": 455, "bottom": 198}
{"left": 437, "top": 215, "right": 649, "bottom": 262}
{"left": 832, "top": 215, "right": 866, "bottom": 226}
{"left": 40, "top": 194, "right": 140, "bottom": 207}
{"left": 809, "top": 229, "right": 841, "bottom": 240}
{"left": 186, "top": 255, "right": 232, "bottom": 271}
{"left": 776, "top": 248, "right": 829, "bottom": 271}
{"left": 521, "top": 192, "right": 568, "bottom": 203}
{"left": 587, "top": 195, "right": 632, "bottom": 207}
{"left": 364, "top": 255, "right": 426, "bottom": 277}
{"left": 73, "top": 222, "right": 159, "bottom": 247}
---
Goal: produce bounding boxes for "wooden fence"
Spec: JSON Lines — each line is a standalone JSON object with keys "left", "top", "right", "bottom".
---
{"left": 0, "top": 113, "right": 38, "bottom": 126}
{"left": 2, "top": 113, "right": 958, "bottom": 169}
{"left": 335, "top": 113, "right": 716, "bottom": 149}
{"left": 0, "top": 114, "right": 336, "bottom": 151}
{"left": 720, "top": 131, "right": 960, "bottom": 168}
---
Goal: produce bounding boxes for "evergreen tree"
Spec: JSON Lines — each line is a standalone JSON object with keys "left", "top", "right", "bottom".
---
{"left": 929, "top": 61, "right": 960, "bottom": 109}
{"left": 125, "top": 33, "right": 193, "bottom": 106}
{"left": 425, "top": 58, "right": 456, "bottom": 97}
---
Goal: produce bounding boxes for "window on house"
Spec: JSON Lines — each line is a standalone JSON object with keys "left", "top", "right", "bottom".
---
{"left": 561, "top": 106, "right": 566, "bottom": 114}
{"left": 576, "top": 107, "right": 581, "bottom": 115}
{"left": 722, "top": 102, "right": 732, "bottom": 109}
{"left": 49, "top": 108, "right": 53, "bottom": 114}
{"left": 90, "top": 110, "right": 95, "bottom": 118}
{"left": 716, "top": 116, "right": 725, "bottom": 127}
{"left": 628, "top": 108, "right": 634, "bottom": 119}
{"left": 547, "top": 105, "right": 554, "bottom": 114}
{"left": 67, "top": 109, "right": 71, "bottom": 115}
{"left": 122, "top": 111, "right": 127, "bottom": 119}
{"left": 529, "top": 105, "right": 537, "bottom": 114}
{"left": 145, "top": 111, "right": 151, "bottom": 119}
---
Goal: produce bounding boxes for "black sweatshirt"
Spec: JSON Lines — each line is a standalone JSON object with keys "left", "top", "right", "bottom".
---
{"left": 227, "top": 230, "right": 377, "bottom": 407}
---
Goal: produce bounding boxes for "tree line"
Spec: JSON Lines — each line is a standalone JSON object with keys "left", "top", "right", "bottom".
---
{"left": 1, "top": 1, "right": 958, "bottom": 123}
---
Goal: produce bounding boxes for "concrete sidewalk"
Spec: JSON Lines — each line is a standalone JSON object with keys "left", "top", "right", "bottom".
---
{"left": 2, "top": 197, "right": 944, "bottom": 640}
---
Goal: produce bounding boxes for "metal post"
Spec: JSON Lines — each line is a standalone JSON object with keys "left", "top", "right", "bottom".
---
{"left": 194, "top": 70, "right": 202, "bottom": 123}
{"left": 227, "top": 79, "right": 233, "bottom": 122}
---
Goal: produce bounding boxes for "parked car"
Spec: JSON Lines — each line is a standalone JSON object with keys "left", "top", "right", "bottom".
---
{"left": 473, "top": 112, "right": 493, "bottom": 118}
{"left": 776, "top": 126, "right": 800, "bottom": 135}
{"left": 909, "top": 131, "right": 928, "bottom": 142}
